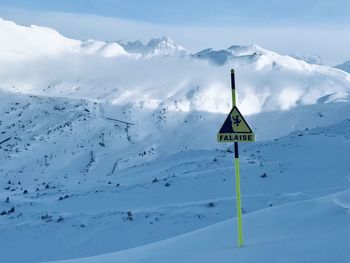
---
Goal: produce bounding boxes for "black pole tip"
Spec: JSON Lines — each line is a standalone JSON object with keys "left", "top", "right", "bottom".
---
{"left": 234, "top": 142, "right": 239, "bottom": 158}
{"left": 231, "top": 69, "right": 235, "bottom": 74}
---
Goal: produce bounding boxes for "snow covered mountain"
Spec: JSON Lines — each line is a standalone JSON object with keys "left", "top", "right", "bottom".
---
{"left": 120, "top": 36, "right": 187, "bottom": 57}
{"left": 0, "top": 17, "right": 129, "bottom": 60}
{"left": 1, "top": 17, "right": 349, "bottom": 117}
{"left": 80, "top": 39, "right": 129, "bottom": 58}
{"left": 290, "top": 53, "right": 323, "bottom": 65}
{"left": 194, "top": 44, "right": 323, "bottom": 69}
{"left": 335, "top": 60, "right": 350, "bottom": 73}
{"left": 1, "top": 17, "right": 350, "bottom": 263}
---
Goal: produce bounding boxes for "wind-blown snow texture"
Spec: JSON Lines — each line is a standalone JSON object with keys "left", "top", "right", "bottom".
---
{"left": 0, "top": 18, "right": 350, "bottom": 263}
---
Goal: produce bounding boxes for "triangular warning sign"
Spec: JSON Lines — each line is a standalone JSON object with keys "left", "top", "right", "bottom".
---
{"left": 217, "top": 106, "right": 255, "bottom": 142}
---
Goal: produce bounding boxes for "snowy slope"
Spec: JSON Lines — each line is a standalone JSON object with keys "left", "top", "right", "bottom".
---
{"left": 0, "top": 18, "right": 350, "bottom": 263}
{"left": 1, "top": 89, "right": 350, "bottom": 262}
{"left": 50, "top": 189, "right": 350, "bottom": 263}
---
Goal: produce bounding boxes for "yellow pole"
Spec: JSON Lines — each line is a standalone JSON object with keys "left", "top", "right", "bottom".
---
{"left": 235, "top": 155, "right": 244, "bottom": 247}
{"left": 231, "top": 69, "right": 244, "bottom": 247}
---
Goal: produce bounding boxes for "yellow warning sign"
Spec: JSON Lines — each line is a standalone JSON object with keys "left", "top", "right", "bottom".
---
{"left": 217, "top": 106, "right": 254, "bottom": 142}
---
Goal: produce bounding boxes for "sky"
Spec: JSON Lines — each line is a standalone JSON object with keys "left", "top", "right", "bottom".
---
{"left": 0, "top": 0, "right": 349, "bottom": 65}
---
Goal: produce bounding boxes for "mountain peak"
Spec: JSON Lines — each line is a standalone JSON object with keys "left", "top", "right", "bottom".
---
{"left": 147, "top": 36, "right": 172, "bottom": 47}
{"left": 147, "top": 36, "right": 186, "bottom": 57}
{"left": 193, "top": 44, "right": 267, "bottom": 65}
{"left": 120, "top": 36, "right": 186, "bottom": 57}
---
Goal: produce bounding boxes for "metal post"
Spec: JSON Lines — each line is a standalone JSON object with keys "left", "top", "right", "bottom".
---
{"left": 231, "top": 69, "right": 244, "bottom": 247}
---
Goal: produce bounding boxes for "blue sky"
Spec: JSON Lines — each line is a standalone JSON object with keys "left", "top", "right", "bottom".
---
{"left": 1, "top": 0, "right": 349, "bottom": 26}
{"left": 0, "top": 0, "right": 349, "bottom": 64}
